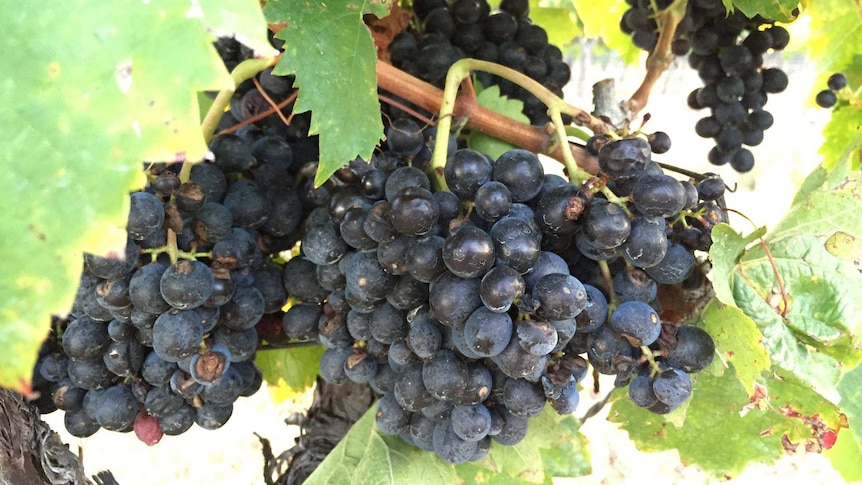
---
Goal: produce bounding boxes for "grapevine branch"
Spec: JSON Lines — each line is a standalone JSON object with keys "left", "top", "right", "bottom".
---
{"left": 626, "top": 0, "right": 688, "bottom": 118}
{"left": 376, "top": 60, "right": 601, "bottom": 175}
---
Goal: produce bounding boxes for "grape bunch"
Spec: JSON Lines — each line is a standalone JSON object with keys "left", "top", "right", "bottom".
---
{"left": 29, "top": 119, "right": 330, "bottom": 442}
{"left": 267, "top": 108, "right": 719, "bottom": 463}
{"left": 386, "top": 0, "right": 572, "bottom": 126}
{"left": 620, "top": 0, "right": 792, "bottom": 173}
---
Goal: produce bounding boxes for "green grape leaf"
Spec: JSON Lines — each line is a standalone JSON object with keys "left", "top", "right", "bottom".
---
{"left": 609, "top": 369, "right": 786, "bottom": 478}
{"left": 304, "top": 406, "right": 458, "bottom": 485}
{"left": 305, "top": 403, "right": 589, "bottom": 485}
{"left": 458, "top": 406, "right": 590, "bottom": 483}
{"left": 820, "top": 105, "right": 862, "bottom": 171}
{"left": 264, "top": 0, "right": 388, "bottom": 187}
{"left": 199, "top": 0, "right": 273, "bottom": 55}
{"left": 826, "top": 430, "right": 862, "bottom": 483}
{"left": 572, "top": 0, "right": 641, "bottom": 64}
{"left": 728, "top": 235, "right": 862, "bottom": 397}
{"left": 467, "top": 82, "right": 530, "bottom": 160}
{"left": 808, "top": 0, "right": 862, "bottom": 80}
{"left": 699, "top": 298, "right": 770, "bottom": 396}
{"left": 609, "top": 362, "right": 845, "bottom": 477}
{"left": 731, "top": 0, "right": 800, "bottom": 22}
{"left": 0, "top": 0, "right": 231, "bottom": 392}
{"left": 529, "top": 0, "right": 582, "bottom": 46}
{"left": 256, "top": 345, "right": 326, "bottom": 400}
{"left": 765, "top": 368, "right": 846, "bottom": 446}
{"left": 837, "top": 364, "right": 862, "bottom": 449}
{"left": 768, "top": 162, "right": 862, "bottom": 244}
{"left": 709, "top": 224, "right": 767, "bottom": 307}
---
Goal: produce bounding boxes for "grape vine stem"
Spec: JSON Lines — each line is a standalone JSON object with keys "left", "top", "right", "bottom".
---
{"left": 376, "top": 60, "right": 602, "bottom": 180}
{"left": 626, "top": 0, "right": 687, "bottom": 118}
{"left": 425, "top": 59, "right": 612, "bottom": 189}
{"left": 201, "top": 57, "right": 279, "bottom": 144}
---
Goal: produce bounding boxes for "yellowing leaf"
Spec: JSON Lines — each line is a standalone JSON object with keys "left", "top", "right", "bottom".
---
{"left": 0, "top": 0, "right": 232, "bottom": 392}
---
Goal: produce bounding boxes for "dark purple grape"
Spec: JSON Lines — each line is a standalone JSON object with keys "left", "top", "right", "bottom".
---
{"left": 515, "top": 319, "right": 557, "bottom": 356}
{"left": 93, "top": 385, "right": 139, "bottom": 431}
{"left": 492, "top": 149, "right": 544, "bottom": 202}
{"left": 598, "top": 138, "right": 651, "bottom": 179}
{"left": 474, "top": 181, "right": 512, "bottom": 222}
{"left": 583, "top": 198, "right": 630, "bottom": 249}
{"left": 423, "top": 350, "right": 469, "bottom": 401}
{"left": 62, "top": 317, "right": 110, "bottom": 361}
{"left": 395, "top": 362, "right": 436, "bottom": 412}
{"left": 502, "top": 378, "right": 545, "bottom": 418}
{"left": 386, "top": 119, "right": 425, "bottom": 156}
{"left": 491, "top": 337, "right": 550, "bottom": 381}
{"left": 406, "top": 310, "right": 443, "bottom": 359}
{"left": 127, "top": 192, "right": 165, "bottom": 241}
{"left": 632, "top": 173, "right": 687, "bottom": 218}
{"left": 652, "top": 368, "right": 693, "bottom": 406}
{"left": 628, "top": 373, "right": 658, "bottom": 408}
{"left": 491, "top": 408, "right": 528, "bottom": 445}
{"left": 406, "top": 235, "right": 447, "bottom": 283}
{"left": 666, "top": 326, "right": 715, "bottom": 373}
{"left": 444, "top": 149, "right": 493, "bottom": 201}
{"left": 463, "top": 306, "right": 513, "bottom": 358}
{"left": 613, "top": 267, "right": 657, "bottom": 304}
{"left": 621, "top": 216, "right": 667, "bottom": 268}
{"left": 159, "top": 260, "right": 214, "bottom": 310}
{"left": 586, "top": 324, "right": 635, "bottom": 375}
{"left": 196, "top": 403, "right": 234, "bottom": 430}
{"left": 451, "top": 404, "right": 492, "bottom": 442}
{"left": 828, "top": 73, "right": 848, "bottom": 91}
{"left": 644, "top": 243, "right": 695, "bottom": 285}
{"left": 610, "top": 300, "right": 661, "bottom": 347}
{"left": 390, "top": 187, "right": 439, "bottom": 236}
{"left": 433, "top": 419, "right": 478, "bottom": 464}
{"left": 282, "top": 303, "right": 322, "bottom": 341}
{"left": 370, "top": 302, "right": 408, "bottom": 344}
{"left": 534, "top": 184, "right": 589, "bottom": 236}
{"left": 479, "top": 265, "right": 524, "bottom": 313}
{"left": 376, "top": 393, "right": 411, "bottom": 435}
{"left": 815, "top": 90, "right": 837, "bottom": 108}
{"left": 152, "top": 309, "right": 204, "bottom": 362}
{"left": 442, "top": 225, "right": 495, "bottom": 279}
{"left": 533, "top": 273, "right": 587, "bottom": 320}
{"left": 344, "top": 350, "right": 378, "bottom": 384}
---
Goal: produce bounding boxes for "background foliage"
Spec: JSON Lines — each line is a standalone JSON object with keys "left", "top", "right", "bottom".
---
{"left": 1, "top": 0, "right": 861, "bottom": 482}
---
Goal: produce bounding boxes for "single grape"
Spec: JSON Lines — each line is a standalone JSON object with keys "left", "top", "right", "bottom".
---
{"left": 666, "top": 325, "right": 716, "bottom": 373}
{"left": 463, "top": 306, "right": 513, "bottom": 358}
{"left": 652, "top": 368, "right": 693, "bottom": 406}
{"left": 816, "top": 89, "right": 837, "bottom": 108}
{"left": 828, "top": 73, "right": 848, "bottom": 91}
{"left": 628, "top": 374, "right": 659, "bottom": 408}
{"left": 533, "top": 273, "right": 587, "bottom": 320}
{"left": 610, "top": 300, "right": 662, "bottom": 347}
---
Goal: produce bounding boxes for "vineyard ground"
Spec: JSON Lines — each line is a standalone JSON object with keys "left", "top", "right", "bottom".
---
{"left": 42, "top": 53, "right": 845, "bottom": 485}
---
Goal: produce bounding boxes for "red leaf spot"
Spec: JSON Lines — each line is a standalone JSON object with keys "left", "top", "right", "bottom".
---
{"left": 821, "top": 430, "right": 838, "bottom": 450}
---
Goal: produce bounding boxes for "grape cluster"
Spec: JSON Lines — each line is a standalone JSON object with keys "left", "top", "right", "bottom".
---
{"left": 29, "top": 113, "right": 328, "bottom": 442}
{"left": 815, "top": 73, "right": 848, "bottom": 109}
{"left": 620, "top": 0, "right": 792, "bottom": 173}
{"left": 386, "top": 0, "right": 571, "bottom": 126}
{"left": 31, "top": 28, "right": 721, "bottom": 463}
{"left": 263, "top": 112, "right": 721, "bottom": 463}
